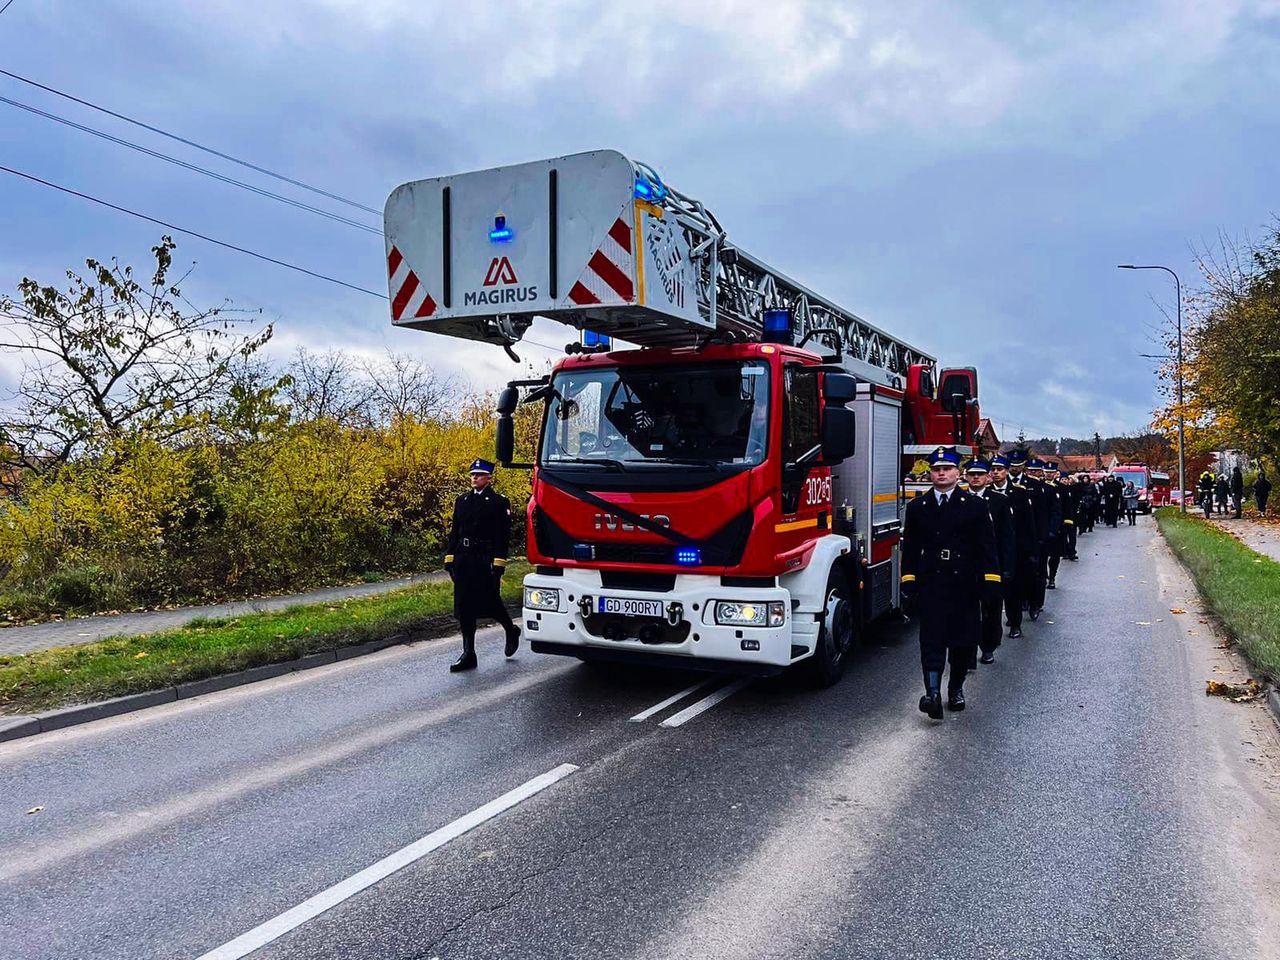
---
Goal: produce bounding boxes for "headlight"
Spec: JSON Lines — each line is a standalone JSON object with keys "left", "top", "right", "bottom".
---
{"left": 524, "top": 586, "right": 560, "bottom": 611}
{"left": 715, "top": 600, "right": 787, "bottom": 627}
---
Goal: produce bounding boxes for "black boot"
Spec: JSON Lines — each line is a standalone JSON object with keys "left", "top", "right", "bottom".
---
{"left": 504, "top": 623, "right": 520, "bottom": 658}
{"left": 1047, "top": 576, "right": 1056, "bottom": 589}
{"left": 947, "top": 671, "right": 967, "bottom": 711}
{"left": 979, "top": 649, "right": 995, "bottom": 664}
{"left": 1009, "top": 627, "right": 1023, "bottom": 638}
{"left": 450, "top": 631, "right": 477, "bottom": 672}
{"left": 919, "top": 671, "right": 944, "bottom": 720}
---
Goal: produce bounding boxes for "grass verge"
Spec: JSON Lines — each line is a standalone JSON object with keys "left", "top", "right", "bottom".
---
{"left": 0, "top": 562, "right": 530, "bottom": 715}
{"left": 1156, "top": 508, "right": 1280, "bottom": 683}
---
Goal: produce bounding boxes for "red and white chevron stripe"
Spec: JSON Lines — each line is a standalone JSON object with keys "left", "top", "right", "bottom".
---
{"left": 567, "top": 217, "right": 633, "bottom": 306}
{"left": 387, "top": 246, "right": 437, "bottom": 321}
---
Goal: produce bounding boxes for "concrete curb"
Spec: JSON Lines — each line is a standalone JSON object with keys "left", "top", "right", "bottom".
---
{"left": 0, "top": 636, "right": 416, "bottom": 744}
{"left": 0, "top": 599, "right": 533, "bottom": 744}
{"left": 1267, "top": 685, "right": 1280, "bottom": 730}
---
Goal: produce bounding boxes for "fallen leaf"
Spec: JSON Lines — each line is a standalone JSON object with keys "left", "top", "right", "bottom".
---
{"left": 26, "top": 806, "right": 43, "bottom": 815}
{"left": 133, "top": 651, "right": 148, "bottom": 659}
{"left": 1136, "top": 621, "right": 1152, "bottom": 625}
{"left": 1117, "top": 575, "right": 1126, "bottom": 579}
{"left": 1205, "top": 679, "right": 1262, "bottom": 702}
{"left": 1170, "top": 608, "right": 1187, "bottom": 614}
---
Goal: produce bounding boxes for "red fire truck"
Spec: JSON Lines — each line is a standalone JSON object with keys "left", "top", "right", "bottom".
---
{"left": 384, "top": 150, "right": 982, "bottom": 685}
{"left": 1149, "top": 470, "right": 1172, "bottom": 508}
{"left": 1111, "top": 462, "right": 1154, "bottom": 513}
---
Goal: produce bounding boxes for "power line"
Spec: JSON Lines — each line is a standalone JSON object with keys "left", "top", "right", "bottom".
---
{"left": 0, "top": 163, "right": 385, "bottom": 298}
{"left": 1, "top": 162, "right": 571, "bottom": 358}
{"left": 0, "top": 93, "right": 381, "bottom": 235}
{"left": 0, "top": 0, "right": 18, "bottom": 15}
{"left": 0, "top": 67, "right": 380, "bottom": 216}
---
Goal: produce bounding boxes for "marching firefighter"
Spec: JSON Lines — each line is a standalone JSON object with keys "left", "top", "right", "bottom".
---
{"left": 963, "top": 458, "right": 1015, "bottom": 664}
{"left": 1040, "top": 461, "right": 1065, "bottom": 589}
{"left": 443, "top": 459, "right": 521, "bottom": 672}
{"left": 989, "top": 453, "right": 1037, "bottom": 639}
{"left": 901, "top": 446, "right": 1002, "bottom": 719}
{"left": 1058, "top": 471, "right": 1079, "bottom": 561}
{"left": 1021, "top": 458, "right": 1056, "bottom": 617}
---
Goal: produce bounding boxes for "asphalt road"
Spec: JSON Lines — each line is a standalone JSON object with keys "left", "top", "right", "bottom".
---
{"left": 2, "top": 517, "right": 1278, "bottom": 960}
{"left": 0, "top": 572, "right": 445, "bottom": 657}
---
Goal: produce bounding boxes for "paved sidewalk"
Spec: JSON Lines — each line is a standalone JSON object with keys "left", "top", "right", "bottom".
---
{"left": 1205, "top": 514, "right": 1280, "bottom": 563}
{"left": 0, "top": 572, "right": 447, "bottom": 658}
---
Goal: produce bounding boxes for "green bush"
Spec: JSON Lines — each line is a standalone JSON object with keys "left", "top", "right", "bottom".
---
{"left": 0, "top": 408, "right": 530, "bottom": 620}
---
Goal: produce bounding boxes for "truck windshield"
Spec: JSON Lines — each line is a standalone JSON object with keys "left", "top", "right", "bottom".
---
{"left": 541, "top": 361, "right": 770, "bottom": 469}
{"left": 1116, "top": 471, "right": 1147, "bottom": 488}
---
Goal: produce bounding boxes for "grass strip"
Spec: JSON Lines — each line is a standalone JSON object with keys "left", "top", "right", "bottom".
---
{"left": 1156, "top": 508, "right": 1280, "bottom": 683}
{"left": 0, "top": 562, "right": 530, "bottom": 715}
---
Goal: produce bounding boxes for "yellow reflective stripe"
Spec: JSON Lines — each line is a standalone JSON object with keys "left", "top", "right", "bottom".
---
{"left": 443, "top": 554, "right": 454, "bottom": 563}
{"left": 873, "top": 492, "right": 899, "bottom": 504}
{"left": 901, "top": 574, "right": 917, "bottom": 582}
{"left": 984, "top": 573, "right": 1002, "bottom": 582}
{"left": 1063, "top": 519, "right": 1075, "bottom": 525}
{"left": 775, "top": 517, "right": 819, "bottom": 533}
{"left": 492, "top": 557, "right": 508, "bottom": 567}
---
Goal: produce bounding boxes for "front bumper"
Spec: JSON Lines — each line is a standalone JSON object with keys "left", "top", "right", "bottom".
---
{"left": 521, "top": 570, "right": 816, "bottom": 669}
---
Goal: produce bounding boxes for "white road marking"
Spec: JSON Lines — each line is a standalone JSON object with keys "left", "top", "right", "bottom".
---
{"left": 194, "top": 763, "right": 579, "bottom": 960}
{"left": 629, "top": 679, "right": 716, "bottom": 722}
{"left": 659, "top": 678, "right": 750, "bottom": 728}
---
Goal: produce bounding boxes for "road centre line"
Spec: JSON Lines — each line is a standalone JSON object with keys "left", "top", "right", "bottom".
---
{"left": 659, "top": 678, "right": 751, "bottom": 728}
{"left": 629, "top": 679, "right": 717, "bottom": 722}
{"left": 194, "top": 763, "right": 579, "bottom": 960}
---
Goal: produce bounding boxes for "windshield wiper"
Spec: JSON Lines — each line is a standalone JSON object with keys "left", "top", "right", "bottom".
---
{"left": 545, "top": 457, "right": 625, "bottom": 471}
{"left": 642, "top": 456, "right": 725, "bottom": 468}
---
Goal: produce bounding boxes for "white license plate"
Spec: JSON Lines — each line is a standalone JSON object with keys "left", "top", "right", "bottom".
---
{"left": 597, "top": 596, "right": 665, "bottom": 618}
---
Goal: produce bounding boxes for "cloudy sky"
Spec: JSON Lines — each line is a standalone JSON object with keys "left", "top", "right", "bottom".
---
{"left": 2, "top": 0, "right": 1277, "bottom": 439}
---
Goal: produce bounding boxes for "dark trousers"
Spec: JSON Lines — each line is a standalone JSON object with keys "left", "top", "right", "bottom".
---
{"left": 921, "top": 640, "right": 977, "bottom": 691}
{"left": 1064, "top": 522, "right": 1078, "bottom": 557}
{"left": 1028, "top": 543, "right": 1050, "bottom": 610}
{"left": 1104, "top": 503, "right": 1118, "bottom": 526}
{"left": 1233, "top": 496, "right": 1242, "bottom": 519}
{"left": 1005, "top": 575, "right": 1025, "bottom": 630}
{"left": 1258, "top": 492, "right": 1270, "bottom": 515}
{"left": 1202, "top": 497, "right": 1212, "bottom": 519}
{"left": 980, "top": 595, "right": 1003, "bottom": 655}
{"left": 1047, "top": 533, "right": 1062, "bottom": 583}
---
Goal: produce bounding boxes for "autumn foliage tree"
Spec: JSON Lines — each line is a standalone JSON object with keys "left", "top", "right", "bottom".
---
{"left": 1154, "top": 225, "right": 1280, "bottom": 469}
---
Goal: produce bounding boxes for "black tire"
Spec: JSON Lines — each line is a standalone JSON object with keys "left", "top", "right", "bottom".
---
{"left": 800, "top": 567, "right": 858, "bottom": 688}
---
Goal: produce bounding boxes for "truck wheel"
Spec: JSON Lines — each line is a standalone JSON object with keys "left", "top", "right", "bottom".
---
{"left": 801, "top": 568, "right": 857, "bottom": 688}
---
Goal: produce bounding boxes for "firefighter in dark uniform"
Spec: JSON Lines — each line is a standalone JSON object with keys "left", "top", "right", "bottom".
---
{"left": 1007, "top": 449, "right": 1049, "bottom": 621}
{"left": 963, "top": 457, "right": 1015, "bottom": 664}
{"left": 901, "top": 446, "right": 1002, "bottom": 719}
{"left": 1024, "top": 458, "right": 1059, "bottom": 615}
{"left": 1058, "top": 470, "right": 1080, "bottom": 561}
{"left": 1040, "top": 460, "right": 1065, "bottom": 590}
{"left": 989, "top": 453, "right": 1036, "bottom": 639}
{"left": 443, "top": 459, "right": 521, "bottom": 672}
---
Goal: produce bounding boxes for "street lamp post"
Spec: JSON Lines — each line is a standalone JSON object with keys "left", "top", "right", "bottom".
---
{"left": 1118, "top": 264, "right": 1186, "bottom": 513}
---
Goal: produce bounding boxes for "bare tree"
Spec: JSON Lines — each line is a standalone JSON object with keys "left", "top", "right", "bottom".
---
{"left": 283, "top": 348, "right": 376, "bottom": 427}
{"left": 361, "top": 350, "right": 460, "bottom": 425}
{"left": 0, "top": 236, "right": 270, "bottom": 479}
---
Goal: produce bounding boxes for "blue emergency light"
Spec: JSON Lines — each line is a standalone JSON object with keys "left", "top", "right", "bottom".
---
{"left": 582, "top": 330, "right": 611, "bottom": 348}
{"left": 762, "top": 308, "right": 791, "bottom": 343}
{"left": 634, "top": 177, "right": 667, "bottom": 203}
{"left": 489, "top": 215, "right": 514, "bottom": 243}
{"left": 674, "top": 547, "right": 702, "bottom": 566}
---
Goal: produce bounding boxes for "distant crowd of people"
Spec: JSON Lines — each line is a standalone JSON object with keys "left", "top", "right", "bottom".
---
{"left": 1196, "top": 466, "right": 1271, "bottom": 520}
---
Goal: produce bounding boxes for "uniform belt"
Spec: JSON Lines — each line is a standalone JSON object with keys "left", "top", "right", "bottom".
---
{"left": 459, "top": 538, "right": 492, "bottom": 549}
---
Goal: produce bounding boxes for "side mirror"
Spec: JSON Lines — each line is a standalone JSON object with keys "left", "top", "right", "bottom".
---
{"left": 496, "top": 385, "right": 519, "bottom": 416}
{"left": 821, "top": 406, "right": 856, "bottom": 463}
{"left": 823, "top": 372, "right": 857, "bottom": 405}
{"left": 495, "top": 416, "right": 515, "bottom": 466}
